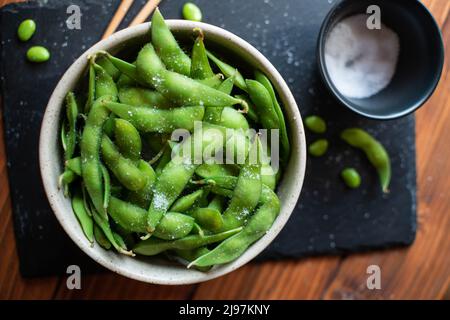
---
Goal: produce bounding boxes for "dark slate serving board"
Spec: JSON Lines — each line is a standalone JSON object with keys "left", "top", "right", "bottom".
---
{"left": 0, "top": 0, "right": 416, "bottom": 277}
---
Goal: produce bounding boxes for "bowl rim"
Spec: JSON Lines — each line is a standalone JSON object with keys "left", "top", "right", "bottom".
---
{"left": 39, "top": 20, "right": 306, "bottom": 285}
{"left": 316, "top": 0, "right": 445, "bottom": 120}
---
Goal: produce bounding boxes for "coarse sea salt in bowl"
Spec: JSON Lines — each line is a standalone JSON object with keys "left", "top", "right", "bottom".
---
{"left": 39, "top": 20, "right": 306, "bottom": 285}
{"left": 317, "top": 0, "right": 444, "bottom": 120}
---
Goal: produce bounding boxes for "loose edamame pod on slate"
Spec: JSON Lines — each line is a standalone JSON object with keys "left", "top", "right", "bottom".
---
{"left": 341, "top": 128, "right": 391, "bottom": 193}
{"left": 101, "top": 134, "right": 147, "bottom": 191}
{"left": 151, "top": 8, "right": 191, "bottom": 76}
{"left": 118, "top": 87, "right": 171, "bottom": 109}
{"left": 105, "top": 101, "right": 205, "bottom": 133}
{"left": 26, "top": 46, "right": 50, "bottom": 63}
{"left": 17, "top": 19, "right": 36, "bottom": 41}
{"left": 254, "top": 70, "right": 290, "bottom": 161}
{"left": 190, "top": 186, "right": 280, "bottom": 267}
{"left": 341, "top": 168, "right": 361, "bottom": 189}
{"left": 190, "top": 28, "right": 214, "bottom": 79}
{"left": 182, "top": 2, "right": 203, "bottom": 22}
{"left": 133, "top": 227, "right": 242, "bottom": 256}
{"left": 71, "top": 189, "right": 94, "bottom": 243}
{"left": 308, "top": 139, "right": 328, "bottom": 157}
{"left": 206, "top": 50, "right": 247, "bottom": 91}
{"left": 305, "top": 115, "right": 326, "bottom": 133}
{"left": 136, "top": 44, "right": 247, "bottom": 110}
{"left": 114, "top": 119, "right": 142, "bottom": 162}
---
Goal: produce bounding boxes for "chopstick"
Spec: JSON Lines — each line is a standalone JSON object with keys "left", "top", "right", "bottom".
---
{"left": 129, "top": 0, "right": 161, "bottom": 27}
{"left": 102, "top": 0, "right": 135, "bottom": 39}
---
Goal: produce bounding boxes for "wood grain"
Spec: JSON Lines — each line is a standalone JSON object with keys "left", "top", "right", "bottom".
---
{"left": 0, "top": 0, "right": 448, "bottom": 300}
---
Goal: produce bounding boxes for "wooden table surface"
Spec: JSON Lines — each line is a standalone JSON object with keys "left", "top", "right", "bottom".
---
{"left": 0, "top": 0, "right": 449, "bottom": 300}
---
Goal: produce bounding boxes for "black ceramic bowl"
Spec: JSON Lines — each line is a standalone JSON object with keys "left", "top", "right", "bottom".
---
{"left": 317, "top": 0, "right": 444, "bottom": 120}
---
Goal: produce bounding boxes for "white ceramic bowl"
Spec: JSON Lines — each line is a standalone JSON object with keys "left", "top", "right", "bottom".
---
{"left": 39, "top": 20, "right": 306, "bottom": 285}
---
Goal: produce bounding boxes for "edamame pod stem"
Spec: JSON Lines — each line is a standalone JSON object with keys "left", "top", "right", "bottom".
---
{"left": 114, "top": 119, "right": 142, "bottom": 162}
{"left": 221, "top": 136, "right": 262, "bottom": 230}
{"left": 235, "top": 94, "right": 259, "bottom": 123}
{"left": 190, "top": 28, "right": 215, "bottom": 79}
{"left": 118, "top": 87, "right": 171, "bottom": 109}
{"left": 246, "top": 79, "right": 280, "bottom": 130}
{"left": 254, "top": 70, "right": 290, "bottom": 161}
{"left": 105, "top": 101, "right": 205, "bottom": 133}
{"left": 72, "top": 189, "right": 94, "bottom": 243}
{"left": 190, "top": 185, "right": 280, "bottom": 267}
{"left": 206, "top": 50, "right": 247, "bottom": 91}
{"left": 151, "top": 8, "right": 191, "bottom": 76}
{"left": 64, "top": 92, "right": 79, "bottom": 161}
{"left": 133, "top": 227, "right": 242, "bottom": 256}
{"left": 81, "top": 97, "right": 116, "bottom": 217}
{"left": 101, "top": 134, "right": 147, "bottom": 191}
{"left": 108, "top": 196, "right": 194, "bottom": 240}
{"left": 341, "top": 128, "right": 391, "bottom": 193}
{"left": 136, "top": 44, "right": 247, "bottom": 110}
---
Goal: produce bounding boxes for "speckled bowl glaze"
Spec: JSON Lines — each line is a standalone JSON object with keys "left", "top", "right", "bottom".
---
{"left": 39, "top": 20, "right": 306, "bottom": 285}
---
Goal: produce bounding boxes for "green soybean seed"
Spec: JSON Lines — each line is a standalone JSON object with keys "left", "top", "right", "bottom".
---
{"left": 182, "top": 2, "right": 202, "bottom": 22}
{"left": 308, "top": 139, "right": 328, "bottom": 157}
{"left": 26, "top": 46, "right": 50, "bottom": 63}
{"left": 341, "top": 168, "right": 361, "bottom": 189}
{"left": 305, "top": 115, "right": 326, "bottom": 133}
{"left": 17, "top": 19, "right": 36, "bottom": 41}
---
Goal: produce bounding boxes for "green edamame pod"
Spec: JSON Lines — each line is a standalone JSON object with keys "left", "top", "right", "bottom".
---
{"left": 190, "top": 186, "right": 280, "bottom": 267}
{"left": 151, "top": 8, "right": 191, "bottom": 76}
{"left": 246, "top": 79, "right": 280, "bottom": 130}
{"left": 173, "top": 247, "right": 211, "bottom": 271}
{"left": 133, "top": 227, "right": 242, "bottom": 256}
{"left": 103, "top": 113, "right": 116, "bottom": 138}
{"left": 96, "top": 56, "right": 120, "bottom": 81}
{"left": 222, "top": 136, "right": 262, "bottom": 230}
{"left": 94, "top": 224, "right": 111, "bottom": 249}
{"left": 208, "top": 195, "right": 225, "bottom": 212}
{"left": 64, "top": 92, "right": 79, "bottom": 161}
{"left": 101, "top": 134, "right": 147, "bottom": 191}
{"left": 93, "top": 63, "right": 118, "bottom": 100}
{"left": 254, "top": 70, "right": 290, "bottom": 160}
{"left": 170, "top": 189, "right": 205, "bottom": 212}
{"left": 103, "top": 53, "right": 141, "bottom": 84}
{"left": 108, "top": 196, "right": 193, "bottom": 239}
{"left": 153, "top": 212, "right": 195, "bottom": 240}
{"left": 136, "top": 44, "right": 247, "bottom": 110}
{"left": 127, "top": 160, "right": 156, "bottom": 208}
{"left": 100, "top": 164, "right": 111, "bottom": 209}
{"left": 195, "top": 163, "right": 239, "bottom": 178}
{"left": 190, "top": 28, "right": 214, "bottom": 79}
{"left": 59, "top": 169, "right": 77, "bottom": 196}
{"left": 66, "top": 157, "right": 81, "bottom": 176}
{"left": 85, "top": 64, "right": 96, "bottom": 113}
{"left": 206, "top": 50, "right": 247, "bottom": 91}
{"left": 204, "top": 74, "right": 235, "bottom": 123}
{"left": 105, "top": 101, "right": 204, "bottom": 133}
{"left": 155, "top": 146, "right": 172, "bottom": 176}
{"left": 114, "top": 119, "right": 142, "bottom": 162}
{"left": 118, "top": 87, "right": 171, "bottom": 108}
{"left": 116, "top": 73, "right": 136, "bottom": 88}
{"left": 91, "top": 207, "right": 134, "bottom": 256}
{"left": 71, "top": 189, "right": 94, "bottom": 243}
{"left": 341, "top": 128, "right": 391, "bottom": 193}
{"left": 191, "top": 207, "right": 224, "bottom": 232}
